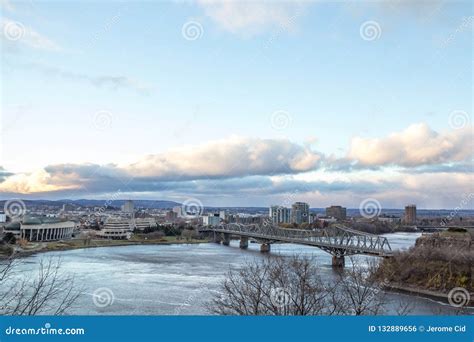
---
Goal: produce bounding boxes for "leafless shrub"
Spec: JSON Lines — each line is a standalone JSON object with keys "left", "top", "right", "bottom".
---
{"left": 0, "top": 257, "right": 81, "bottom": 315}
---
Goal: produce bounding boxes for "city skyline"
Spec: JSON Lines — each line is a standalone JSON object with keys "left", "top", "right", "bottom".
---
{"left": 1, "top": 1, "right": 473, "bottom": 208}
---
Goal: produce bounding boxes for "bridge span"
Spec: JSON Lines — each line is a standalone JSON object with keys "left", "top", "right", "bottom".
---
{"left": 199, "top": 223, "right": 393, "bottom": 267}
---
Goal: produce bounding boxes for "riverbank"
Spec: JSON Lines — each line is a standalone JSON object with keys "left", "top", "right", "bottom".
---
{"left": 376, "top": 229, "right": 473, "bottom": 307}
{"left": 384, "top": 283, "right": 474, "bottom": 307}
{"left": 1, "top": 236, "right": 211, "bottom": 259}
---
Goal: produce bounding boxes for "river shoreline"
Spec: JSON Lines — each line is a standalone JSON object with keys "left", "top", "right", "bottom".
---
{"left": 1, "top": 238, "right": 211, "bottom": 259}
{"left": 384, "top": 284, "right": 474, "bottom": 308}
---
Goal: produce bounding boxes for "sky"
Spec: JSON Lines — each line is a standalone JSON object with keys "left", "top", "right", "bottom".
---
{"left": 0, "top": 0, "right": 473, "bottom": 209}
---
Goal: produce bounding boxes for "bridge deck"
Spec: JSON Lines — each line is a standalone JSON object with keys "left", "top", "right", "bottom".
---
{"left": 200, "top": 224, "right": 393, "bottom": 257}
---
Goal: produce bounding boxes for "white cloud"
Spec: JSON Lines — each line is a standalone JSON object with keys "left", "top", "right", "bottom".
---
{"left": 0, "top": 137, "right": 322, "bottom": 194}
{"left": 348, "top": 123, "right": 473, "bottom": 167}
{"left": 197, "top": 0, "right": 306, "bottom": 35}
{"left": 1, "top": 17, "right": 61, "bottom": 51}
{"left": 122, "top": 136, "right": 323, "bottom": 179}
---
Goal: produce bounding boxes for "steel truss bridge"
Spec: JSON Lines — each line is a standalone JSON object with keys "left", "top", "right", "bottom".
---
{"left": 200, "top": 223, "right": 393, "bottom": 259}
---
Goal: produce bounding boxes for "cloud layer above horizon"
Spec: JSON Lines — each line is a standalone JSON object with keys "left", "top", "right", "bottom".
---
{"left": 1, "top": 123, "right": 472, "bottom": 208}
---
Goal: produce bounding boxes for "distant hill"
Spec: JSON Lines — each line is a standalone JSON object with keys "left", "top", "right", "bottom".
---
{"left": 0, "top": 199, "right": 181, "bottom": 209}
{"left": 62, "top": 199, "right": 181, "bottom": 209}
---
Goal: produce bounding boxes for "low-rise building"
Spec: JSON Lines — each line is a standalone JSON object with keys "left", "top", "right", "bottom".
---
{"left": 134, "top": 218, "right": 157, "bottom": 231}
{"left": 96, "top": 217, "right": 133, "bottom": 240}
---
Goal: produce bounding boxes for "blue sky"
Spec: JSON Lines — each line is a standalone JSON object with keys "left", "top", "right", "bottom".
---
{"left": 1, "top": 0, "right": 473, "bottom": 209}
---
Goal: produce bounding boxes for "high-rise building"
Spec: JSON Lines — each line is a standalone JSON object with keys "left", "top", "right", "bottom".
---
{"left": 404, "top": 205, "right": 417, "bottom": 225}
{"left": 325, "top": 206, "right": 347, "bottom": 221}
{"left": 122, "top": 200, "right": 134, "bottom": 214}
{"left": 291, "top": 202, "right": 309, "bottom": 224}
{"left": 269, "top": 206, "right": 291, "bottom": 224}
{"left": 203, "top": 214, "right": 221, "bottom": 226}
{"left": 172, "top": 206, "right": 183, "bottom": 218}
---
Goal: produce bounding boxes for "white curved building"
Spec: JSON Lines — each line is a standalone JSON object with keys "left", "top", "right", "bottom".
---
{"left": 18, "top": 217, "right": 75, "bottom": 241}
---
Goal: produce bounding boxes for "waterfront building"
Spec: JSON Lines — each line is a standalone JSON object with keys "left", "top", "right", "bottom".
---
{"left": 14, "top": 216, "right": 75, "bottom": 241}
{"left": 404, "top": 205, "right": 417, "bottom": 225}
{"left": 96, "top": 217, "right": 133, "bottom": 240}
{"left": 325, "top": 206, "right": 347, "bottom": 221}
{"left": 291, "top": 202, "right": 309, "bottom": 224}
{"left": 269, "top": 206, "right": 291, "bottom": 224}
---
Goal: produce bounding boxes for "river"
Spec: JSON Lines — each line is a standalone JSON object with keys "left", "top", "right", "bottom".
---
{"left": 10, "top": 232, "right": 472, "bottom": 315}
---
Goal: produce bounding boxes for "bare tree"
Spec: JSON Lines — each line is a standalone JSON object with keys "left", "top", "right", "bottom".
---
{"left": 0, "top": 257, "right": 81, "bottom": 315}
{"left": 394, "top": 300, "right": 415, "bottom": 316}
{"left": 209, "top": 256, "right": 341, "bottom": 315}
{"left": 335, "top": 258, "right": 387, "bottom": 315}
{"left": 209, "top": 255, "right": 391, "bottom": 316}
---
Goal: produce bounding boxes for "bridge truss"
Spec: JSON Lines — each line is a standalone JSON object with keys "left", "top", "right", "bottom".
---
{"left": 200, "top": 223, "right": 393, "bottom": 257}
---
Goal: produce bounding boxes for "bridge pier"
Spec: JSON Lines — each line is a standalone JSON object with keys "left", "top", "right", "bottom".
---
{"left": 213, "top": 232, "right": 222, "bottom": 244}
{"left": 239, "top": 237, "right": 248, "bottom": 249}
{"left": 222, "top": 233, "right": 231, "bottom": 246}
{"left": 332, "top": 256, "right": 345, "bottom": 268}
{"left": 260, "top": 243, "right": 271, "bottom": 253}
